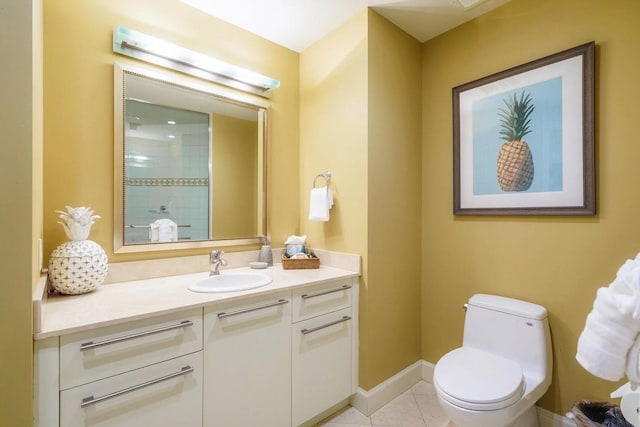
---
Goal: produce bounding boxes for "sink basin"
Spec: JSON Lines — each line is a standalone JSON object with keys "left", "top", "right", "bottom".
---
{"left": 188, "top": 272, "right": 272, "bottom": 293}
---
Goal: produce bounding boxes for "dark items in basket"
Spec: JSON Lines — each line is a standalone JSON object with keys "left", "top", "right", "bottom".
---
{"left": 570, "top": 401, "right": 634, "bottom": 427}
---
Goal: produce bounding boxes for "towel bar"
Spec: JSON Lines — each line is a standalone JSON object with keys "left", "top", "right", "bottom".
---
{"left": 127, "top": 224, "right": 191, "bottom": 228}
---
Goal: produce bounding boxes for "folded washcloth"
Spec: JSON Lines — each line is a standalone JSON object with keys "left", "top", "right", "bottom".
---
{"left": 285, "top": 235, "right": 307, "bottom": 245}
{"left": 577, "top": 253, "right": 640, "bottom": 381}
{"left": 149, "top": 218, "right": 178, "bottom": 242}
{"left": 309, "top": 186, "right": 333, "bottom": 222}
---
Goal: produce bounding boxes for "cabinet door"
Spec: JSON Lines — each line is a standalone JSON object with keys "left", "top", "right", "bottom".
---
{"left": 60, "top": 352, "right": 202, "bottom": 427}
{"left": 203, "top": 291, "right": 291, "bottom": 427}
{"left": 292, "top": 307, "right": 353, "bottom": 426}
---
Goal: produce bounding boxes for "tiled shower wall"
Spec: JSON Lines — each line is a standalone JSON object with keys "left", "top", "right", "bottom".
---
{"left": 124, "top": 133, "right": 209, "bottom": 243}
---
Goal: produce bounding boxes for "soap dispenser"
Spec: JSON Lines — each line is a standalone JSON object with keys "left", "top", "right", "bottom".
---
{"left": 258, "top": 238, "right": 273, "bottom": 266}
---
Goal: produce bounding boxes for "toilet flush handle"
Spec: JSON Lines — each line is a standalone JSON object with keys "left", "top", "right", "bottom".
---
{"left": 463, "top": 303, "right": 468, "bottom": 312}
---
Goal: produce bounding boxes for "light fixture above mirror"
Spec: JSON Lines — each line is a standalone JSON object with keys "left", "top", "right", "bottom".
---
{"left": 113, "top": 26, "right": 280, "bottom": 98}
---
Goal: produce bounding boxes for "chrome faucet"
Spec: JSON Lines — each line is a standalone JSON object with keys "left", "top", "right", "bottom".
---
{"left": 210, "top": 250, "right": 228, "bottom": 276}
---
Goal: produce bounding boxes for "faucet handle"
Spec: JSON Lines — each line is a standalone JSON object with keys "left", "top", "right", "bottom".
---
{"left": 211, "top": 249, "right": 225, "bottom": 260}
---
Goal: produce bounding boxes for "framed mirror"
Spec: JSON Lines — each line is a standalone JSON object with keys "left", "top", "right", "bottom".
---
{"left": 114, "top": 62, "right": 269, "bottom": 253}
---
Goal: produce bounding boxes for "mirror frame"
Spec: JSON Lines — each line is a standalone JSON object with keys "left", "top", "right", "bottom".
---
{"left": 114, "top": 62, "right": 269, "bottom": 253}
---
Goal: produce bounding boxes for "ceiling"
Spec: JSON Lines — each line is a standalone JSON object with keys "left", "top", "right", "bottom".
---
{"left": 179, "top": 0, "right": 511, "bottom": 52}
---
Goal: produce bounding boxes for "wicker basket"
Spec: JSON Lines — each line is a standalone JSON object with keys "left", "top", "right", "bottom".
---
{"left": 281, "top": 256, "right": 320, "bottom": 270}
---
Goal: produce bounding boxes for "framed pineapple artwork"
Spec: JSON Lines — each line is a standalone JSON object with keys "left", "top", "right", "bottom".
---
{"left": 453, "top": 41, "right": 595, "bottom": 215}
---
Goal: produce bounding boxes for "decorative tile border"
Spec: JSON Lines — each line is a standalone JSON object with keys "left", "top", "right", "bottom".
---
{"left": 125, "top": 177, "right": 208, "bottom": 187}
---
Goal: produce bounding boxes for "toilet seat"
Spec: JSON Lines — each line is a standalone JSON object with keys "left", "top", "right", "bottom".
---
{"left": 434, "top": 347, "right": 525, "bottom": 411}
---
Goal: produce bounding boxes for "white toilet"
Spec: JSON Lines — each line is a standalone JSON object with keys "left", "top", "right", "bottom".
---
{"left": 433, "top": 294, "right": 552, "bottom": 427}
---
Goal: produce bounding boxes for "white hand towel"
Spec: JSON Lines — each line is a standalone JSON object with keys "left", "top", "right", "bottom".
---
{"left": 309, "top": 186, "right": 333, "bottom": 222}
{"left": 150, "top": 218, "right": 178, "bottom": 242}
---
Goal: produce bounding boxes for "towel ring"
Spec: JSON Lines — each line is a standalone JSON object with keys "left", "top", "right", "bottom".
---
{"left": 313, "top": 171, "right": 332, "bottom": 188}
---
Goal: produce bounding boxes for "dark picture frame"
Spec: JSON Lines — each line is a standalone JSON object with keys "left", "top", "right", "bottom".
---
{"left": 453, "top": 42, "right": 595, "bottom": 215}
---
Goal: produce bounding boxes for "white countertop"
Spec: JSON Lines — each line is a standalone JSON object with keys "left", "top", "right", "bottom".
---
{"left": 35, "top": 263, "right": 359, "bottom": 340}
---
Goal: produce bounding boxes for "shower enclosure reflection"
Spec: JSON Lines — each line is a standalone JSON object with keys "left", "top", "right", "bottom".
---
{"left": 114, "top": 63, "right": 268, "bottom": 253}
{"left": 125, "top": 101, "right": 211, "bottom": 244}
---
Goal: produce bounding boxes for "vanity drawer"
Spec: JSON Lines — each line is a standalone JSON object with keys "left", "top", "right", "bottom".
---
{"left": 292, "top": 278, "right": 353, "bottom": 322}
{"left": 60, "top": 308, "right": 203, "bottom": 390}
{"left": 60, "top": 351, "right": 202, "bottom": 427}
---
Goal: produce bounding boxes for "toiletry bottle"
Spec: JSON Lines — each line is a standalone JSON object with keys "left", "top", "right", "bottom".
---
{"left": 258, "top": 239, "right": 273, "bottom": 266}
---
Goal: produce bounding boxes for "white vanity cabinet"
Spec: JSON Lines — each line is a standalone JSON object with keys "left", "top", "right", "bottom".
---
{"left": 203, "top": 291, "right": 292, "bottom": 427}
{"left": 35, "top": 308, "right": 204, "bottom": 427}
{"left": 34, "top": 269, "right": 360, "bottom": 427}
{"left": 292, "top": 278, "right": 358, "bottom": 426}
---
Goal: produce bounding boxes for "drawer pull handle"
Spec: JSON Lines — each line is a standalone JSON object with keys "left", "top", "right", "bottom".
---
{"left": 80, "top": 320, "right": 194, "bottom": 351}
{"left": 301, "top": 316, "right": 352, "bottom": 335}
{"left": 217, "top": 299, "right": 289, "bottom": 319}
{"left": 80, "top": 365, "right": 194, "bottom": 408}
{"left": 301, "top": 285, "right": 351, "bottom": 300}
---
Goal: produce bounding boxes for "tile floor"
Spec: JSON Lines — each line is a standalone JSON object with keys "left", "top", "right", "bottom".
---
{"left": 315, "top": 381, "right": 455, "bottom": 427}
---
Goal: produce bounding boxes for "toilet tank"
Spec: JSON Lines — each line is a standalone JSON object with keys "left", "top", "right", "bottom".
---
{"left": 463, "top": 294, "right": 552, "bottom": 379}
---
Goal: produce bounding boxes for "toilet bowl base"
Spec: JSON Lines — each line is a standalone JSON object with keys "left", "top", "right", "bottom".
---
{"left": 437, "top": 397, "right": 539, "bottom": 427}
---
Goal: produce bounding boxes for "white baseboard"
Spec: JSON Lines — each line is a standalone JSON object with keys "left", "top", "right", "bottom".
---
{"left": 352, "top": 359, "right": 575, "bottom": 427}
{"left": 351, "top": 360, "right": 423, "bottom": 415}
{"left": 421, "top": 359, "right": 435, "bottom": 382}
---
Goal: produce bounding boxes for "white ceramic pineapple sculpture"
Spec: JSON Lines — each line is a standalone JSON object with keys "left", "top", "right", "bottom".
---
{"left": 48, "top": 206, "right": 108, "bottom": 295}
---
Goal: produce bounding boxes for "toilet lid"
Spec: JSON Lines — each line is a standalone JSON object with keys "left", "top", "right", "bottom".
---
{"left": 434, "top": 347, "right": 525, "bottom": 411}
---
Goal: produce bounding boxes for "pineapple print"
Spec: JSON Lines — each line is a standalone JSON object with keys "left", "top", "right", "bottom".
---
{"left": 496, "top": 91, "right": 535, "bottom": 192}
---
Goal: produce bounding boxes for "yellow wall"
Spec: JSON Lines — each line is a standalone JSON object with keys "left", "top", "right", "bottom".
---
{"left": 43, "top": 0, "right": 300, "bottom": 262}
{"left": 421, "top": 0, "right": 640, "bottom": 414}
{"left": 212, "top": 114, "right": 259, "bottom": 239}
{"left": 300, "top": 11, "right": 369, "bottom": 254}
{"left": 300, "top": 9, "right": 371, "bottom": 384}
{"left": 0, "top": 0, "right": 42, "bottom": 424}
{"left": 300, "top": 10, "right": 422, "bottom": 389}
{"left": 367, "top": 11, "right": 422, "bottom": 389}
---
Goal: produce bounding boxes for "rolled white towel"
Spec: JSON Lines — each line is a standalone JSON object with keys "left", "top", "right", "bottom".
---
{"left": 626, "top": 334, "right": 640, "bottom": 386}
{"left": 611, "top": 255, "right": 640, "bottom": 319}
{"left": 577, "top": 287, "right": 640, "bottom": 381}
{"left": 577, "top": 253, "right": 640, "bottom": 381}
